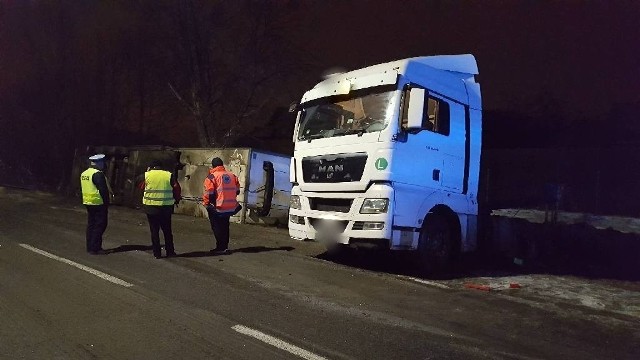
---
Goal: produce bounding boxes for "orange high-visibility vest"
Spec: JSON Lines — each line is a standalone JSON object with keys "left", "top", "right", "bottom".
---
{"left": 203, "top": 166, "right": 240, "bottom": 213}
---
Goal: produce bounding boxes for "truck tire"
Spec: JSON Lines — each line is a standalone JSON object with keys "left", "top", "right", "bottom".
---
{"left": 417, "top": 212, "right": 455, "bottom": 275}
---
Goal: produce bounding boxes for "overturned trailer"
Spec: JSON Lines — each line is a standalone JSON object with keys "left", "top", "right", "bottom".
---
{"left": 70, "top": 146, "right": 291, "bottom": 226}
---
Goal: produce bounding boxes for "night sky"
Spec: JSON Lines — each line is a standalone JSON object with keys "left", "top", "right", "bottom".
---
{"left": 0, "top": 0, "right": 639, "bottom": 190}
{"left": 299, "top": 1, "right": 640, "bottom": 118}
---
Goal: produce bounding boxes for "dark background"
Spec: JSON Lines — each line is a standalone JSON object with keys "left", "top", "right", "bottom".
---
{"left": 1, "top": 0, "right": 639, "bottom": 214}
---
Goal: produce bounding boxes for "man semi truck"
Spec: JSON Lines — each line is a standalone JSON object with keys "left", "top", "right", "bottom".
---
{"left": 288, "top": 55, "right": 482, "bottom": 272}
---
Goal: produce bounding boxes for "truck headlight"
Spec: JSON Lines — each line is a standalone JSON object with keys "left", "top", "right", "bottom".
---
{"left": 290, "top": 195, "right": 301, "bottom": 209}
{"left": 360, "top": 198, "right": 388, "bottom": 214}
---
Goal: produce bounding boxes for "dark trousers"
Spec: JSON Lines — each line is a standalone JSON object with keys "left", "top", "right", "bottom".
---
{"left": 146, "top": 206, "right": 175, "bottom": 257}
{"left": 86, "top": 205, "right": 108, "bottom": 252}
{"left": 207, "top": 208, "right": 231, "bottom": 250}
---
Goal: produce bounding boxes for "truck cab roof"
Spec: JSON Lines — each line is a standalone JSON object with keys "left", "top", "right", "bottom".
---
{"left": 302, "top": 55, "right": 481, "bottom": 110}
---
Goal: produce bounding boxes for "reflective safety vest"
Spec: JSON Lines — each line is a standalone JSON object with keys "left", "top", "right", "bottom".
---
{"left": 204, "top": 167, "right": 239, "bottom": 213}
{"left": 80, "top": 168, "right": 103, "bottom": 205}
{"left": 143, "top": 170, "right": 174, "bottom": 206}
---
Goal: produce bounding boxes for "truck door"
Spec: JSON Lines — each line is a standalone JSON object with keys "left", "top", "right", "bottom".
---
{"left": 395, "top": 89, "right": 466, "bottom": 192}
{"left": 431, "top": 96, "right": 465, "bottom": 191}
{"left": 392, "top": 87, "right": 468, "bottom": 228}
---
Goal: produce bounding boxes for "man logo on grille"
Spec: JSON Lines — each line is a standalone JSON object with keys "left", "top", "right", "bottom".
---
{"left": 318, "top": 164, "right": 343, "bottom": 173}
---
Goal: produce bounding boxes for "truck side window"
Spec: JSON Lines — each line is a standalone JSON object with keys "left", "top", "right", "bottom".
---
{"left": 400, "top": 88, "right": 450, "bottom": 135}
{"left": 425, "top": 97, "right": 450, "bottom": 136}
{"left": 399, "top": 88, "right": 410, "bottom": 129}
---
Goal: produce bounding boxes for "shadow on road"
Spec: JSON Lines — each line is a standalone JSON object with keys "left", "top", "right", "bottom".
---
{"left": 176, "top": 251, "right": 214, "bottom": 258}
{"left": 106, "top": 244, "right": 153, "bottom": 254}
{"left": 315, "top": 247, "right": 640, "bottom": 282}
{"left": 177, "top": 246, "right": 295, "bottom": 258}
{"left": 231, "top": 246, "right": 295, "bottom": 254}
{"left": 315, "top": 249, "right": 427, "bottom": 278}
{"left": 315, "top": 250, "right": 539, "bottom": 280}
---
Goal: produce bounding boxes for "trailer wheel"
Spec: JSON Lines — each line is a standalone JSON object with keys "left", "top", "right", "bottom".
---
{"left": 417, "top": 212, "right": 454, "bottom": 275}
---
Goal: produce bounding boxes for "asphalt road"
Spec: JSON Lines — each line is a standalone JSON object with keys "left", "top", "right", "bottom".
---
{"left": 1, "top": 187, "right": 638, "bottom": 359}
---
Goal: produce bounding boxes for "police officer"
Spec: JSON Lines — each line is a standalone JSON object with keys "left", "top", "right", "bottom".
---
{"left": 139, "top": 160, "right": 182, "bottom": 258}
{"left": 203, "top": 157, "right": 240, "bottom": 254}
{"left": 80, "top": 154, "right": 110, "bottom": 255}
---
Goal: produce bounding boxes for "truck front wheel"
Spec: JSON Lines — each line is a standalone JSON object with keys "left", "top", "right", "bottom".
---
{"left": 417, "top": 213, "right": 455, "bottom": 275}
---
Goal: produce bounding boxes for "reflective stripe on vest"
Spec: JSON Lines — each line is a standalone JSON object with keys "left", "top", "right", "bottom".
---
{"left": 143, "top": 170, "right": 174, "bottom": 206}
{"left": 211, "top": 171, "right": 238, "bottom": 212}
{"left": 80, "top": 168, "right": 103, "bottom": 205}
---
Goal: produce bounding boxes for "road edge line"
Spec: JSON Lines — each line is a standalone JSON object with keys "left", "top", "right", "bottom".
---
{"left": 231, "top": 324, "right": 328, "bottom": 360}
{"left": 18, "top": 244, "right": 133, "bottom": 288}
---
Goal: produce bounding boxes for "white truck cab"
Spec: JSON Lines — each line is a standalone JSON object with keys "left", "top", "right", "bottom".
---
{"left": 288, "top": 55, "right": 482, "bottom": 270}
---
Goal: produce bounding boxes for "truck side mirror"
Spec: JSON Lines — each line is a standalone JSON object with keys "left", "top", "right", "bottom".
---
{"left": 292, "top": 110, "right": 301, "bottom": 142}
{"left": 405, "top": 88, "right": 425, "bottom": 131}
{"left": 288, "top": 101, "right": 299, "bottom": 113}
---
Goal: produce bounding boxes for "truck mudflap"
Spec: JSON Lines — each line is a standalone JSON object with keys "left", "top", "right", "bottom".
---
{"left": 390, "top": 226, "right": 421, "bottom": 250}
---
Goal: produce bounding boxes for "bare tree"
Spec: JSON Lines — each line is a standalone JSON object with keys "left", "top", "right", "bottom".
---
{"left": 163, "top": 0, "right": 304, "bottom": 147}
{"left": 0, "top": 0, "right": 310, "bottom": 189}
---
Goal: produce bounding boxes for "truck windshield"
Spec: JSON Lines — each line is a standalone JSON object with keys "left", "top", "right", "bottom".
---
{"left": 297, "top": 88, "right": 397, "bottom": 141}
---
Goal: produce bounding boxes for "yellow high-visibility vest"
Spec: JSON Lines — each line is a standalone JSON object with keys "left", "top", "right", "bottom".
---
{"left": 143, "top": 170, "right": 174, "bottom": 206}
{"left": 80, "top": 168, "right": 103, "bottom": 205}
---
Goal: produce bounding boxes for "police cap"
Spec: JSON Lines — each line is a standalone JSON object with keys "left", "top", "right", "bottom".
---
{"left": 88, "top": 154, "right": 106, "bottom": 162}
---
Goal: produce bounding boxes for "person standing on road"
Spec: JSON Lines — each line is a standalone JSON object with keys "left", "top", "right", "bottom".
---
{"left": 203, "top": 157, "right": 241, "bottom": 255}
{"left": 80, "top": 154, "right": 111, "bottom": 255}
{"left": 138, "top": 160, "right": 182, "bottom": 259}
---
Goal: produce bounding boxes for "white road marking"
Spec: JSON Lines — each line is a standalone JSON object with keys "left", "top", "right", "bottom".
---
{"left": 19, "top": 244, "right": 133, "bottom": 288}
{"left": 231, "top": 324, "right": 328, "bottom": 360}
{"left": 403, "top": 276, "right": 450, "bottom": 289}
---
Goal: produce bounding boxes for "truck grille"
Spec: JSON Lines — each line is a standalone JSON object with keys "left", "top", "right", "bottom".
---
{"left": 309, "top": 198, "right": 353, "bottom": 213}
{"left": 302, "top": 153, "right": 367, "bottom": 183}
